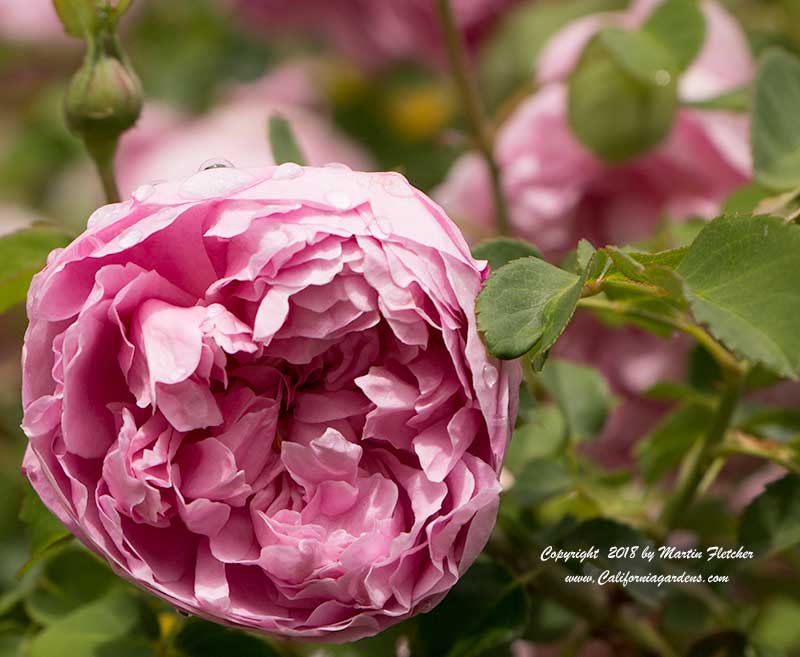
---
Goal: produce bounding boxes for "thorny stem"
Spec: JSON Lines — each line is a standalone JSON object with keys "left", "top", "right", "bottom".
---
{"left": 435, "top": 0, "right": 511, "bottom": 236}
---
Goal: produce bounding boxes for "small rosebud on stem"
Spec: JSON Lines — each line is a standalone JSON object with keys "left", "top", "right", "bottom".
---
{"left": 57, "top": 1, "right": 142, "bottom": 203}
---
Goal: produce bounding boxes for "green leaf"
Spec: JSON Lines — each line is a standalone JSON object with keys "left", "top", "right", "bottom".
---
{"left": 175, "top": 619, "right": 280, "bottom": 657}
{"left": 723, "top": 183, "right": 774, "bottom": 215}
{"left": 29, "top": 590, "right": 142, "bottom": 657}
{"left": 676, "top": 215, "right": 800, "bottom": 378}
{"left": 472, "top": 237, "right": 541, "bottom": 271}
{"left": 540, "top": 360, "right": 613, "bottom": 442}
{"left": 740, "top": 474, "right": 800, "bottom": 558}
{"left": 562, "top": 518, "right": 668, "bottom": 606}
{"left": 522, "top": 598, "right": 575, "bottom": 643}
{"left": 753, "top": 597, "right": 800, "bottom": 652}
{"left": 511, "top": 457, "right": 572, "bottom": 507}
{"left": 267, "top": 115, "right": 306, "bottom": 166}
{"left": 52, "top": 0, "right": 98, "bottom": 38}
{"left": 414, "top": 559, "right": 530, "bottom": 657}
{"left": 506, "top": 405, "right": 567, "bottom": 474}
{"left": 0, "top": 225, "right": 72, "bottom": 314}
{"left": 660, "top": 591, "right": 712, "bottom": 643}
{"left": 476, "top": 256, "right": 589, "bottom": 360}
{"left": 25, "top": 549, "right": 114, "bottom": 625}
{"left": 576, "top": 239, "right": 596, "bottom": 273}
{"left": 636, "top": 403, "right": 713, "bottom": 483}
{"left": 643, "top": 0, "right": 705, "bottom": 72}
{"left": 752, "top": 49, "right": 800, "bottom": 190}
{"left": 18, "top": 486, "right": 72, "bottom": 577}
{"left": 568, "top": 28, "right": 678, "bottom": 162}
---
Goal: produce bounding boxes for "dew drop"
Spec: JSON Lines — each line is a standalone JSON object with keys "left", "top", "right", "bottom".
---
{"left": 324, "top": 162, "right": 351, "bottom": 171}
{"left": 87, "top": 203, "right": 129, "bottom": 229}
{"left": 199, "top": 158, "right": 234, "bottom": 171}
{"left": 482, "top": 363, "right": 499, "bottom": 388}
{"left": 118, "top": 227, "right": 144, "bottom": 248}
{"left": 132, "top": 184, "right": 155, "bottom": 203}
{"left": 654, "top": 69, "right": 671, "bottom": 86}
{"left": 325, "top": 190, "right": 352, "bottom": 210}
{"left": 205, "top": 303, "right": 226, "bottom": 318}
{"left": 46, "top": 248, "right": 64, "bottom": 266}
{"left": 272, "top": 162, "right": 303, "bottom": 180}
{"left": 382, "top": 173, "right": 415, "bottom": 198}
{"left": 180, "top": 168, "right": 255, "bottom": 200}
{"left": 175, "top": 608, "right": 192, "bottom": 618}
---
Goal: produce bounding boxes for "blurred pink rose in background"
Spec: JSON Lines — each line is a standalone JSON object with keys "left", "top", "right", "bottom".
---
{"left": 437, "top": 0, "right": 753, "bottom": 456}
{"left": 231, "top": 0, "right": 516, "bottom": 67}
{"left": 0, "top": 0, "right": 65, "bottom": 43}
{"left": 436, "top": 0, "right": 752, "bottom": 260}
{"left": 116, "top": 62, "right": 372, "bottom": 197}
{"left": 21, "top": 165, "right": 519, "bottom": 640}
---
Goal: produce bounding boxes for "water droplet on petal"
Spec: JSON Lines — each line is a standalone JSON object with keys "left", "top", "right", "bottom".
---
{"left": 180, "top": 168, "right": 255, "bottom": 200}
{"left": 46, "top": 248, "right": 64, "bottom": 266}
{"left": 206, "top": 303, "right": 226, "bottom": 318}
{"left": 325, "top": 190, "right": 352, "bottom": 210}
{"left": 87, "top": 203, "right": 129, "bottom": 229}
{"left": 324, "top": 162, "right": 351, "bottom": 171}
{"left": 199, "top": 158, "right": 234, "bottom": 171}
{"left": 118, "top": 227, "right": 144, "bottom": 248}
{"left": 272, "top": 162, "right": 303, "bottom": 180}
{"left": 654, "top": 69, "right": 671, "bottom": 86}
{"left": 132, "top": 184, "right": 155, "bottom": 202}
{"left": 176, "top": 608, "right": 192, "bottom": 618}
{"left": 482, "top": 363, "right": 499, "bottom": 388}
{"left": 382, "top": 173, "right": 415, "bottom": 198}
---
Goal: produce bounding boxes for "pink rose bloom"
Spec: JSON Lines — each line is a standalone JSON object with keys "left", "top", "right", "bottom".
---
{"left": 20, "top": 165, "right": 519, "bottom": 640}
{"left": 231, "top": 0, "right": 515, "bottom": 67}
{"left": 437, "top": 0, "right": 752, "bottom": 456}
{"left": 0, "top": 0, "right": 65, "bottom": 43}
{"left": 436, "top": 0, "right": 753, "bottom": 259}
{"left": 116, "top": 63, "right": 372, "bottom": 198}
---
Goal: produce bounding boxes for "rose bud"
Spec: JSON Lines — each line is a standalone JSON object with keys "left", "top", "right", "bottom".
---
{"left": 20, "top": 164, "right": 519, "bottom": 641}
{"left": 64, "top": 39, "right": 142, "bottom": 143}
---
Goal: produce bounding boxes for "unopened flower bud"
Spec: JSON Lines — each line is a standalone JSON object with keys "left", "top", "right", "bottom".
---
{"left": 64, "top": 36, "right": 142, "bottom": 142}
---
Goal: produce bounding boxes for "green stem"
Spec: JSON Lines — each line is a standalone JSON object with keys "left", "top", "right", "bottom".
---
{"left": 577, "top": 296, "right": 743, "bottom": 377}
{"left": 658, "top": 376, "right": 745, "bottom": 533}
{"left": 718, "top": 431, "right": 800, "bottom": 474}
{"left": 85, "top": 136, "right": 121, "bottom": 204}
{"left": 435, "top": 0, "right": 511, "bottom": 236}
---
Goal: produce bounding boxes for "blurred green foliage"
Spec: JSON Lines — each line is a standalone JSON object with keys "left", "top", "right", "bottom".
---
{"left": 3, "top": 1, "right": 800, "bottom": 657}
